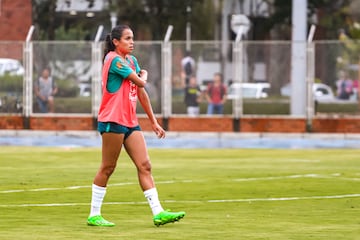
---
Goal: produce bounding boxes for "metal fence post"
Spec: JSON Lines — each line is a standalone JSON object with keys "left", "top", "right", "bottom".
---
{"left": 306, "top": 24, "right": 316, "bottom": 132}
{"left": 23, "top": 25, "right": 34, "bottom": 127}
{"left": 161, "top": 25, "right": 173, "bottom": 129}
{"left": 91, "top": 25, "right": 104, "bottom": 129}
{"left": 232, "top": 40, "right": 243, "bottom": 119}
{"left": 232, "top": 26, "right": 246, "bottom": 130}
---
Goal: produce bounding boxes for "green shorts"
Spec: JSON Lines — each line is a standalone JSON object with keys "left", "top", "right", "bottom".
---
{"left": 98, "top": 122, "right": 141, "bottom": 139}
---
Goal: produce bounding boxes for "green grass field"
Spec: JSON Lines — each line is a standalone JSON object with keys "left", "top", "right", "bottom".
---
{"left": 0, "top": 147, "right": 359, "bottom": 240}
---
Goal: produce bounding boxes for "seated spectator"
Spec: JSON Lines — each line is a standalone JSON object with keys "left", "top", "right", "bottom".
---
{"left": 351, "top": 78, "right": 359, "bottom": 100}
{"left": 34, "top": 67, "right": 58, "bottom": 113}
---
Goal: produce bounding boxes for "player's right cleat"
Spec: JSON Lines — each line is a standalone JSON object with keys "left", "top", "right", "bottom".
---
{"left": 153, "top": 210, "right": 186, "bottom": 227}
{"left": 87, "top": 215, "right": 115, "bottom": 227}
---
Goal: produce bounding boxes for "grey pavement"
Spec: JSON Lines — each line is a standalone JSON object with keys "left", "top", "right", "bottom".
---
{"left": 1, "top": 130, "right": 360, "bottom": 149}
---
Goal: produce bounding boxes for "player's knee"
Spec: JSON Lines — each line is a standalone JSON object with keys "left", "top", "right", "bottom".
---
{"left": 101, "top": 164, "right": 116, "bottom": 177}
{"left": 137, "top": 158, "right": 152, "bottom": 174}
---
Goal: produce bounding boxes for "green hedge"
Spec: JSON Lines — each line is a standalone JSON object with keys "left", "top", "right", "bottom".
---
{"left": 55, "top": 79, "right": 80, "bottom": 97}
{"left": 0, "top": 75, "right": 23, "bottom": 93}
{"left": 171, "top": 97, "right": 359, "bottom": 115}
{"left": 52, "top": 97, "right": 91, "bottom": 113}
{"left": 0, "top": 78, "right": 357, "bottom": 115}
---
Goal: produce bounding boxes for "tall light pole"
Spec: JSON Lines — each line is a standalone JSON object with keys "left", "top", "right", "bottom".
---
{"left": 186, "top": 2, "right": 191, "bottom": 51}
{"left": 110, "top": 12, "right": 117, "bottom": 29}
{"left": 290, "top": 0, "right": 307, "bottom": 116}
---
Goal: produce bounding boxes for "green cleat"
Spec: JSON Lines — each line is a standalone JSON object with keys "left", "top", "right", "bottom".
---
{"left": 153, "top": 210, "right": 186, "bottom": 227}
{"left": 87, "top": 215, "right": 115, "bottom": 227}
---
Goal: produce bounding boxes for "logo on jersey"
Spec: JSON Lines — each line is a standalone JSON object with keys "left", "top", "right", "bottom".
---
{"left": 129, "top": 81, "right": 137, "bottom": 102}
{"left": 125, "top": 56, "right": 137, "bottom": 102}
{"left": 116, "top": 61, "right": 122, "bottom": 69}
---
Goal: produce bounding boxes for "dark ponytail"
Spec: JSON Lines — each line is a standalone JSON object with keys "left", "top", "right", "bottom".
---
{"left": 103, "top": 24, "right": 131, "bottom": 61}
{"left": 103, "top": 34, "right": 115, "bottom": 61}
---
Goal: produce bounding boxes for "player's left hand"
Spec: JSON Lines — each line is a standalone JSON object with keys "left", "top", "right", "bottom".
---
{"left": 152, "top": 123, "right": 165, "bottom": 139}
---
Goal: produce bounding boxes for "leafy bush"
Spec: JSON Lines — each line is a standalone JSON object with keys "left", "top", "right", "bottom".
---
{"left": 170, "top": 96, "right": 359, "bottom": 115}
{"left": 0, "top": 75, "right": 23, "bottom": 93}
{"left": 53, "top": 97, "right": 91, "bottom": 113}
{"left": 55, "top": 79, "right": 79, "bottom": 97}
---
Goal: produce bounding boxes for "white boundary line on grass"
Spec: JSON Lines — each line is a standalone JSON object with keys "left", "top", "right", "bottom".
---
{"left": 234, "top": 173, "right": 332, "bottom": 181}
{"left": 0, "top": 180, "right": 190, "bottom": 193}
{"left": 0, "top": 182, "right": 138, "bottom": 193}
{"left": 1, "top": 173, "right": 360, "bottom": 194}
{"left": 0, "top": 193, "right": 360, "bottom": 207}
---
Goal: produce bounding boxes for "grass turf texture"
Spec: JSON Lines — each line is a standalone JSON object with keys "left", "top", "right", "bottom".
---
{"left": 0, "top": 147, "right": 359, "bottom": 240}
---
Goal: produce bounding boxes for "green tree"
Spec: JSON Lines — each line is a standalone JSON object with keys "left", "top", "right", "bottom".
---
{"left": 32, "top": 0, "right": 111, "bottom": 41}
{"left": 109, "top": 0, "right": 215, "bottom": 40}
{"left": 31, "top": 0, "right": 358, "bottom": 41}
{"left": 32, "top": 0, "right": 216, "bottom": 41}
{"left": 32, "top": 0, "right": 57, "bottom": 40}
{"left": 266, "top": 0, "right": 352, "bottom": 40}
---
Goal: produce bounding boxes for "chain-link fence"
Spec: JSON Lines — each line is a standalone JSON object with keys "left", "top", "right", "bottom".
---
{"left": 133, "top": 41, "right": 163, "bottom": 114}
{"left": 32, "top": 41, "right": 93, "bottom": 114}
{"left": 171, "top": 41, "right": 234, "bottom": 115}
{"left": 0, "top": 41, "right": 24, "bottom": 114}
{"left": 0, "top": 39, "right": 359, "bottom": 118}
{"left": 314, "top": 40, "right": 360, "bottom": 115}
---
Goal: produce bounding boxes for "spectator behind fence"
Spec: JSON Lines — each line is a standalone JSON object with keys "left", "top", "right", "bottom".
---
{"left": 352, "top": 78, "right": 359, "bottom": 100}
{"left": 336, "top": 70, "right": 353, "bottom": 100}
{"left": 205, "top": 72, "right": 227, "bottom": 115}
{"left": 181, "top": 51, "right": 195, "bottom": 86}
{"left": 184, "top": 75, "right": 202, "bottom": 117}
{"left": 34, "top": 67, "right": 58, "bottom": 113}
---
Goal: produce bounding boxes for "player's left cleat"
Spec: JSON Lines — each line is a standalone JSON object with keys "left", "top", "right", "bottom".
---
{"left": 153, "top": 210, "right": 186, "bottom": 227}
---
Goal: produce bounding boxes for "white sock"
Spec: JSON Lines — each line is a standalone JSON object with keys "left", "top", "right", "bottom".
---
{"left": 89, "top": 184, "right": 107, "bottom": 217}
{"left": 144, "top": 188, "right": 164, "bottom": 215}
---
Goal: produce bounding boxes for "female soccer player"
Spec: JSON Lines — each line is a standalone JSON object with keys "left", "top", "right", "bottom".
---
{"left": 87, "top": 25, "right": 185, "bottom": 227}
